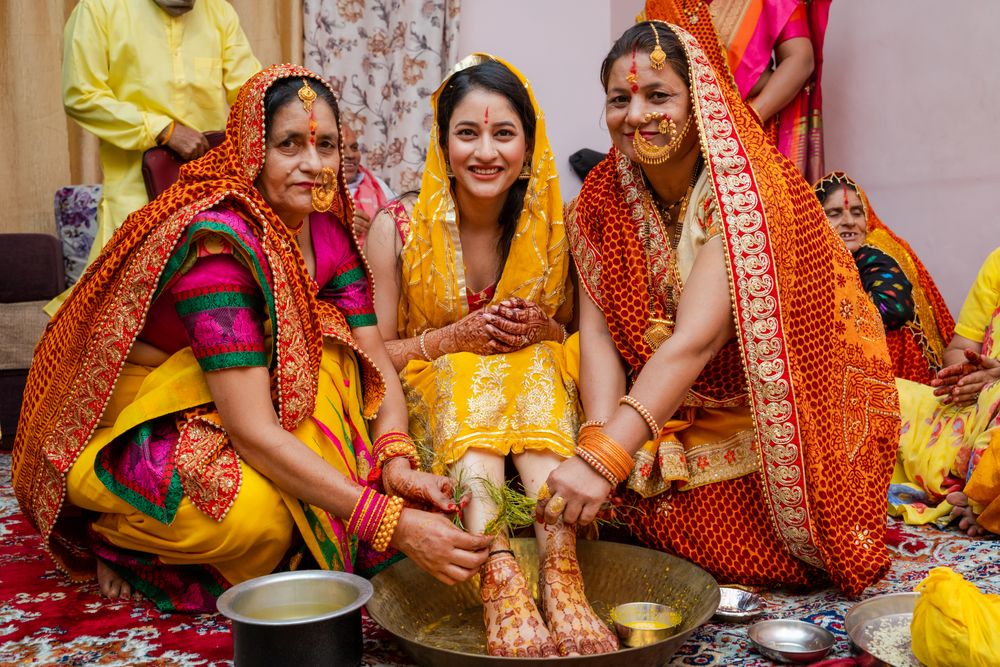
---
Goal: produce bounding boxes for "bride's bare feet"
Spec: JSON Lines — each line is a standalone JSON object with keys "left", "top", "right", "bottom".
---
{"left": 947, "top": 491, "right": 986, "bottom": 537}
{"left": 480, "top": 538, "right": 558, "bottom": 657}
{"left": 96, "top": 559, "right": 138, "bottom": 600}
{"left": 540, "top": 522, "right": 619, "bottom": 656}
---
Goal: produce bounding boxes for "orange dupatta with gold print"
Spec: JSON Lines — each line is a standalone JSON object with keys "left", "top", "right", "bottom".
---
{"left": 816, "top": 171, "right": 955, "bottom": 383}
{"left": 568, "top": 25, "right": 898, "bottom": 595}
{"left": 12, "top": 64, "right": 384, "bottom": 579}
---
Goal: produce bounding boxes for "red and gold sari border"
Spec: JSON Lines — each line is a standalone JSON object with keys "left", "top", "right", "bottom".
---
{"left": 672, "top": 23, "right": 823, "bottom": 569}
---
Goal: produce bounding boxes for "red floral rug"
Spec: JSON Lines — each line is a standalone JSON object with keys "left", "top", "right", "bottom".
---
{"left": 2, "top": 453, "right": 997, "bottom": 666}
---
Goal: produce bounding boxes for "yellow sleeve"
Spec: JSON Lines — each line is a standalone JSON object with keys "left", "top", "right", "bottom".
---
{"left": 61, "top": 0, "right": 172, "bottom": 151}
{"left": 216, "top": 0, "right": 262, "bottom": 106}
{"left": 954, "top": 247, "right": 1000, "bottom": 343}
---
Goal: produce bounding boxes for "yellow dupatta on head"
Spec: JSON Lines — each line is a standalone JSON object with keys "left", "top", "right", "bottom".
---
{"left": 398, "top": 53, "right": 571, "bottom": 338}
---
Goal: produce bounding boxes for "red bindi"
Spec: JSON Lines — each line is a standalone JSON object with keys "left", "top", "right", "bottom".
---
{"left": 842, "top": 187, "right": 849, "bottom": 212}
{"left": 308, "top": 113, "right": 317, "bottom": 147}
{"left": 484, "top": 107, "right": 489, "bottom": 125}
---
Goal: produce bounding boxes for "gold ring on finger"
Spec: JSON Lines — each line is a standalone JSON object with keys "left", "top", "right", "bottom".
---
{"left": 537, "top": 483, "right": 551, "bottom": 501}
{"left": 547, "top": 495, "right": 567, "bottom": 515}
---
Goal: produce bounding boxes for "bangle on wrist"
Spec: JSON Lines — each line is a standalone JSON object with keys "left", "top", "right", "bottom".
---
{"left": 419, "top": 328, "right": 435, "bottom": 361}
{"left": 576, "top": 428, "right": 634, "bottom": 484}
{"left": 348, "top": 486, "right": 389, "bottom": 544}
{"left": 619, "top": 395, "right": 660, "bottom": 439}
{"left": 371, "top": 430, "right": 420, "bottom": 471}
{"left": 157, "top": 120, "right": 176, "bottom": 146}
{"left": 371, "top": 496, "right": 404, "bottom": 552}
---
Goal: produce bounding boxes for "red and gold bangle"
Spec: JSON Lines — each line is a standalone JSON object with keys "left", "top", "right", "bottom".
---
{"left": 577, "top": 429, "right": 634, "bottom": 484}
{"left": 372, "top": 431, "right": 420, "bottom": 470}
{"left": 348, "top": 486, "right": 389, "bottom": 544}
{"left": 371, "top": 495, "right": 404, "bottom": 552}
{"left": 619, "top": 395, "right": 660, "bottom": 439}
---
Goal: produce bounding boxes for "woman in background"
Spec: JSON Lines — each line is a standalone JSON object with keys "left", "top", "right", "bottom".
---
{"left": 815, "top": 171, "right": 954, "bottom": 384}
{"left": 891, "top": 248, "right": 1000, "bottom": 535}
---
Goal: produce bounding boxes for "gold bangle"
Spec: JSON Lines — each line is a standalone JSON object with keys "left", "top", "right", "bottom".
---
{"left": 157, "top": 120, "right": 176, "bottom": 146}
{"left": 619, "top": 395, "right": 660, "bottom": 439}
{"left": 371, "top": 496, "right": 404, "bottom": 552}
{"left": 419, "top": 328, "right": 435, "bottom": 361}
{"left": 580, "top": 419, "right": 607, "bottom": 430}
{"left": 559, "top": 323, "right": 569, "bottom": 344}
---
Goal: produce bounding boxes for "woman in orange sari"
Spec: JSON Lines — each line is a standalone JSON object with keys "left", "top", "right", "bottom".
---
{"left": 815, "top": 172, "right": 954, "bottom": 383}
{"left": 643, "top": 0, "right": 830, "bottom": 181}
{"left": 12, "top": 65, "right": 490, "bottom": 612}
{"left": 538, "top": 21, "right": 898, "bottom": 596}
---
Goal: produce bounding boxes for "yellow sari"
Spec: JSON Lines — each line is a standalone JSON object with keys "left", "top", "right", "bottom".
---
{"left": 891, "top": 247, "right": 1000, "bottom": 527}
{"left": 396, "top": 54, "right": 578, "bottom": 471}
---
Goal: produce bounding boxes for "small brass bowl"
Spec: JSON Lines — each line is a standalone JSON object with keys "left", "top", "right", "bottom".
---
{"left": 748, "top": 619, "right": 835, "bottom": 664}
{"left": 611, "top": 602, "right": 683, "bottom": 648}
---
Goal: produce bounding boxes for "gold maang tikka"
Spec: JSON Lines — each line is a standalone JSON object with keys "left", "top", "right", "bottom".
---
{"left": 298, "top": 78, "right": 317, "bottom": 113}
{"left": 312, "top": 166, "right": 336, "bottom": 212}
{"left": 649, "top": 22, "right": 667, "bottom": 71}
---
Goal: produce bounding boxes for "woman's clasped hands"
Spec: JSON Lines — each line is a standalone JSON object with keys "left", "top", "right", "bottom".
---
{"left": 482, "top": 297, "right": 562, "bottom": 352}
{"left": 932, "top": 349, "right": 1000, "bottom": 407}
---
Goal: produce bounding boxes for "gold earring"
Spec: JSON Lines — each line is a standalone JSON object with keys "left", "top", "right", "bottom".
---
{"left": 312, "top": 166, "right": 336, "bottom": 212}
{"left": 445, "top": 162, "right": 454, "bottom": 178}
{"left": 633, "top": 113, "right": 692, "bottom": 165}
{"left": 518, "top": 161, "right": 531, "bottom": 180}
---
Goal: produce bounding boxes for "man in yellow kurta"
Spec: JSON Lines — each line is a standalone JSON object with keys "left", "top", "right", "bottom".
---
{"left": 61, "top": 0, "right": 261, "bottom": 268}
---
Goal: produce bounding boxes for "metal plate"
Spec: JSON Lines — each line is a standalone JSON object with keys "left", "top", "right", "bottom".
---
{"left": 366, "top": 538, "right": 721, "bottom": 666}
{"left": 845, "top": 593, "right": 921, "bottom": 667}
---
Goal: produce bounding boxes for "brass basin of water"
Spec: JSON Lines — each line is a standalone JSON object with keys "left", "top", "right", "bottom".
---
{"left": 366, "top": 538, "right": 720, "bottom": 666}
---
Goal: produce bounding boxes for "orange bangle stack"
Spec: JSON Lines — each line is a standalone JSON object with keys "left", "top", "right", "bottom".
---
{"left": 372, "top": 430, "right": 420, "bottom": 471}
{"left": 575, "top": 428, "right": 634, "bottom": 487}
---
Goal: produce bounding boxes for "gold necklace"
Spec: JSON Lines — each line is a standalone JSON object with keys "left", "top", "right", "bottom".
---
{"left": 642, "top": 157, "right": 702, "bottom": 351}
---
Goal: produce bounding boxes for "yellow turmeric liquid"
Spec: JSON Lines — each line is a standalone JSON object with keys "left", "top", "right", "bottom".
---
{"left": 248, "top": 602, "right": 343, "bottom": 621}
{"left": 626, "top": 620, "right": 672, "bottom": 630}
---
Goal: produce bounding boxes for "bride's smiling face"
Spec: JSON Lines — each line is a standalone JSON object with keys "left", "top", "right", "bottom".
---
{"left": 445, "top": 88, "right": 528, "bottom": 206}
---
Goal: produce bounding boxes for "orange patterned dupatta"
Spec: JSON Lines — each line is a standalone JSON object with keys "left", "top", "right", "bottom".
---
{"left": 567, "top": 25, "right": 899, "bottom": 594}
{"left": 12, "top": 64, "right": 384, "bottom": 578}
{"left": 816, "top": 172, "right": 955, "bottom": 383}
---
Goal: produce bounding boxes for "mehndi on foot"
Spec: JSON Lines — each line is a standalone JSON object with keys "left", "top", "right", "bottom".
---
{"left": 540, "top": 523, "right": 619, "bottom": 655}
{"left": 480, "top": 548, "right": 559, "bottom": 657}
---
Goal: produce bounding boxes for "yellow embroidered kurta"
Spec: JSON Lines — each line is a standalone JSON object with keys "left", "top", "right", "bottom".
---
{"left": 395, "top": 54, "right": 579, "bottom": 472}
{"left": 62, "top": 0, "right": 260, "bottom": 258}
{"left": 891, "top": 247, "right": 1000, "bottom": 526}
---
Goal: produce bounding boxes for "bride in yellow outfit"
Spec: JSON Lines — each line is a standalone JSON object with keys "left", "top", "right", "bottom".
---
{"left": 365, "top": 54, "right": 618, "bottom": 657}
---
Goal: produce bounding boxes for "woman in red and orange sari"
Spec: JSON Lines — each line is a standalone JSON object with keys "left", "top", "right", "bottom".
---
{"left": 538, "top": 21, "right": 898, "bottom": 596}
{"left": 643, "top": 0, "right": 830, "bottom": 182}
{"left": 12, "top": 65, "right": 490, "bottom": 612}
{"left": 815, "top": 172, "right": 954, "bottom": 384}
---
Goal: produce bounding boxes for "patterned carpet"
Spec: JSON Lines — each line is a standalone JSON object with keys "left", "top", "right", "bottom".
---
{"left": 1, "top": 452, "right": 997, "bottom": 666}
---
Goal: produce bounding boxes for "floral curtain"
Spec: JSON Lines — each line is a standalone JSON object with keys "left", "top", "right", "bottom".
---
{"left": 304, "top": 0, "right": 461, "bottom": 192}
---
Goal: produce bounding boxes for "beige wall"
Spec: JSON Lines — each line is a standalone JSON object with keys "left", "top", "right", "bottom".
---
{"left": 464, "top": 0, "right": 997, "bottom": 315}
